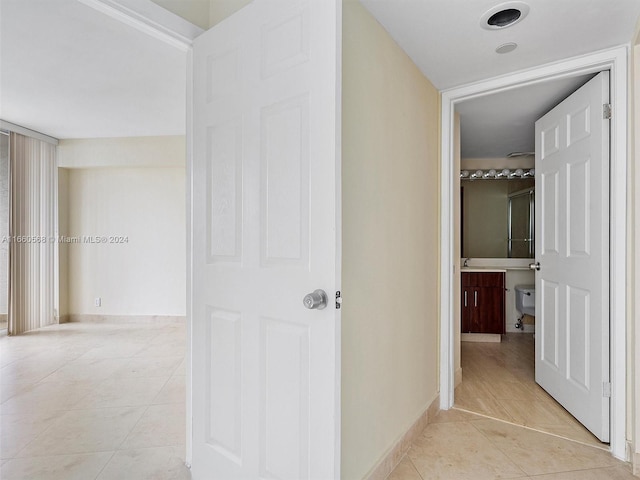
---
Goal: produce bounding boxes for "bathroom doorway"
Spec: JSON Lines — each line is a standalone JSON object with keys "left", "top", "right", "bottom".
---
{"left": 455, "top": 75, "right": 609, "bottom": 445}
{"left": 440, "top": 47, "right": 627, "bottom": 458}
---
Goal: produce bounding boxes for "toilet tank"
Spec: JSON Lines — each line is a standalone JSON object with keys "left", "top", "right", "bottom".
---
{"left": 515, "top": 284, "right": 535, "bottom": 316}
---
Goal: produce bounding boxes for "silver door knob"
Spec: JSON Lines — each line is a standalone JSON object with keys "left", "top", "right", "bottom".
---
{"left": 529, "top": 262, "right": 541, "bottom": 271}
{"left": 303, "top": 289, "right": 327, "bottom": 310}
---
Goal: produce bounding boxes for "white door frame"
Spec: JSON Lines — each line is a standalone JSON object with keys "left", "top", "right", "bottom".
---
{"left": 439, "top": 46, "right": 628, "bottom": 460}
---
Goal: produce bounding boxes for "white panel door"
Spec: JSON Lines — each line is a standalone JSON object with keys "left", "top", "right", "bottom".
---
{"left": 191, "top": 1, "right": 341, "bottom": 478}
{"left": 534, "top": 71, "right": 610, "bottom": 442}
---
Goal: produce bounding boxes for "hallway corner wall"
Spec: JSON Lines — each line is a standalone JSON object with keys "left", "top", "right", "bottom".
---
{"left": 341, "top": 1, "right": 440, "bottom": 478}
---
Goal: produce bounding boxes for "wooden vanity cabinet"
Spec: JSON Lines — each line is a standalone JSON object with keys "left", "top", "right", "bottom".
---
{"left": 461, "top": 272, "right": 505, "bottom": 334}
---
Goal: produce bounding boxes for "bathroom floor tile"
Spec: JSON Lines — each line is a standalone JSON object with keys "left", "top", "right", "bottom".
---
{"left": 524, "top": 423, "right": 603, "bottom": 448}
{"left": 428, "top": 407, "right": 485, "bottom": 424}
{"left": 453, "top": 393, "right": 515, "bottom": 423}
{"left": 457, "top": 333, "right": 603, "bottom": 446}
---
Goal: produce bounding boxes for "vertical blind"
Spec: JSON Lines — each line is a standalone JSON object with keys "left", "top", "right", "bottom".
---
{"left": 8, "top": 132, "right": 57, "bottom": 335}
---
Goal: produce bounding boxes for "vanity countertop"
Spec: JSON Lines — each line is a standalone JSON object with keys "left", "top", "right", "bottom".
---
{"left": 461, "top": 267, "right": 507, "bottom": 273}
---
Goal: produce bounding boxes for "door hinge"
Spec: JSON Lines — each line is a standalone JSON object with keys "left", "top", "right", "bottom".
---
{"left": 603, "top": 103, "right": 612, "bottom": 120}
{"left": 335, "top": 291, "right": 342, "bottom": 309}
{"left": 603, "top": 381, "right": 611, "bottom": 398}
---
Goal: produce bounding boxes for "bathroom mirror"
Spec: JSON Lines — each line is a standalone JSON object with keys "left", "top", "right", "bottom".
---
{"left": 461, "top": 178, "right": 535, "bottom": 258}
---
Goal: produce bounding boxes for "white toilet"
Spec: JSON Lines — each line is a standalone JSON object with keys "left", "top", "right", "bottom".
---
{"left": 514, "top": 284, "right": 535, "bottom": 330}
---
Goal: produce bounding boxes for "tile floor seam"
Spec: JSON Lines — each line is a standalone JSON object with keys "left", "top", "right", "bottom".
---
{"left": 2, "top": 418, "right": 55, "bottom": 461}
{"left": 110, "top": 403, "right": 153, "bottom": 453}
{"left": 464, "top": 420, "right": 530, "bottom": 478}
{"left": 150, "top": 375, "right": 176, "bottom": 405}
{"left": 466, "top": 417, "right": 529, "bottom": 478}
{"left": 31, "top": 351, "right": 90, "bottom": 384}
{"left": 523, "top": 465, "right": 627, "bottom": 477}
{"left": 92, "top": 449, "right": 117, "bottom": 480}
{"left": 407, "top": 454, "right": 425, "bottom": 480}
{"left": 459, "top": 405, "right": 611, "bottom": 452}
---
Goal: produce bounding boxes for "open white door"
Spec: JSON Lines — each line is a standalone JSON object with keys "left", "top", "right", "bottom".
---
{"left": 534, "top": 71, "right": 610, "bottom": 442}
{"left": 190, "top": 1, "right": 341, "bottom": 478}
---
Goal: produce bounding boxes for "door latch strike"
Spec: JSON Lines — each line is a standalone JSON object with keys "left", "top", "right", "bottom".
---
{"left": 335, "top": 291, "right": 342, "bottom": 309}
{"left": 603, "top": 382, "right": 611, "bottom": 398}
{"left": 603, "top": 104, "right": 612, "bottom": 120}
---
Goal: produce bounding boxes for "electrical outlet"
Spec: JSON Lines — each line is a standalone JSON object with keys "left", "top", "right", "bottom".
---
{"left": 94, "top": 297, "right": 101, "bottom": 307}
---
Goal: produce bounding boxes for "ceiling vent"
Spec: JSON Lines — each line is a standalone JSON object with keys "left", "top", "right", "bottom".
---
{"left": 480, "top": 2, "right": 530, "bottom": 30}
{"left": 496, "top": 42, "right": 518, "bottom": 54}
{"left": 488, "top": 8, "right": 521, "bottom": 27}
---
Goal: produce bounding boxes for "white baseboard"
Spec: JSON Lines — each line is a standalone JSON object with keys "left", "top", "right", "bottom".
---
{"left": 67, "top": 314, "right": 185, "bottom": 324}
{"left": 461, "top": 333, "right": 501, "bottom": 343}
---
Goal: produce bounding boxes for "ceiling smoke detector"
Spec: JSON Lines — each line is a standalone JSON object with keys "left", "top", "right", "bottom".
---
{"left": 480, "top": 2, "right": 530, "bottom": 30}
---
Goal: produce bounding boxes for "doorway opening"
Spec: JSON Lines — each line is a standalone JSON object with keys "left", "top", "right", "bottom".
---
{"left": 439, "top": 46, "right": 628, "bottom": 460}
{"left": 454, "top": 71, "right": 608, "bottom": 447}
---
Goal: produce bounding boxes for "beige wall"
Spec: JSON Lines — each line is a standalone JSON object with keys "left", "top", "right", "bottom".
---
{"left": 58, "top": 137, "right": 186, "bottom": 318}
{"left": 341, "top": 2, "right": 440, "bottom": 478}
{"left": 151, "top": 0, "right": 251, "bottom": 29}
{"left": 208, "top": 0, "right": 251, "bottom": 26}
{"left": 58, "top": 136, "right": 185, "bottom": 168}
{"left": 150, "top": 0, "right": 210, "bottom": 29}
{"left": 65, "top": 167, "right": 186, "bottom": 316}
{"left": 461, "top": 156, "right": 534, "bottom": 171}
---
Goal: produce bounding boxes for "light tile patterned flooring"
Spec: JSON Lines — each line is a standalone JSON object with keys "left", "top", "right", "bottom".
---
{"left": 0, "top": 322, "right": 190, "bottom": 480}
{"left": 456, "top": 333, "right": 603, "bottom": 447}
{"left": 387, "top": 334, "right": 634, "bottom": 480}
{"left": 1, "top": 325, "right": 633, "bottom": 480}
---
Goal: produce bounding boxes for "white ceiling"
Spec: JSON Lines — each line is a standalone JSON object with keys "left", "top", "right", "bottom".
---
{"left": 0, "top": 0, "right": 194, "bottom": 139}
{"left": 2, "top": 0, "right": 639, "bottom": 152}
{"left": 359, "top": 0, "right": 640, "bottom": 91}
{"left": 456, "top": 73, "right": 594, "bottom": 158}
{"left": 360, "top": 0, "right": 640, "bottom": 159}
